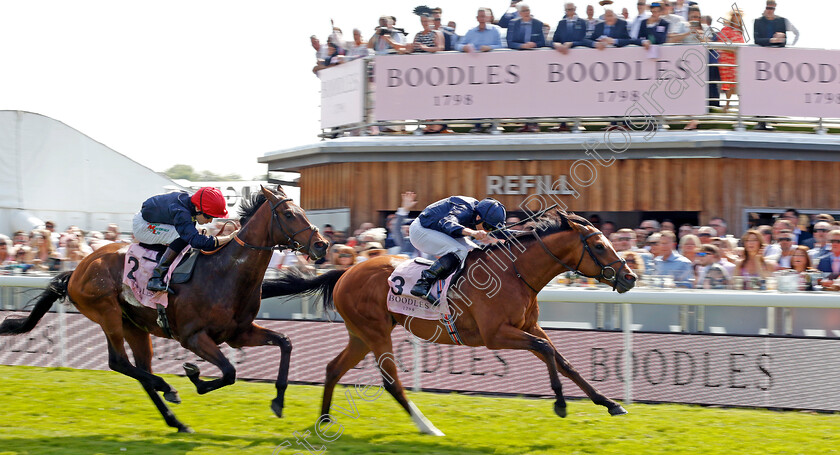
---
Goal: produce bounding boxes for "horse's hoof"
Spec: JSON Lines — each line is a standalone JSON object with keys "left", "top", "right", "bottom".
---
{"left": 271, "top": 399, "right": 284, "bottom": 418}
{"left": 164, "top": 390, "right": 182, "bottom": 404}
{"left": 183, "top": 362, "right": 200, "bottom": 378}
{"left": 554, "top": 401, "right": 567, "bottom": 418}
{"left": 177, "top": 426, "right": 195, "bottom": 434}
{"left": 609, "top": 405, "right": 628, "bottom": 416}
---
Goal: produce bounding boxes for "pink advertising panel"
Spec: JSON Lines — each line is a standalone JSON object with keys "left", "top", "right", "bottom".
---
{"left": 739, "top": 47, "right": 840, "bottom": 118}
{"left": 373, "top": 46, "right": 708, "bottom": 120}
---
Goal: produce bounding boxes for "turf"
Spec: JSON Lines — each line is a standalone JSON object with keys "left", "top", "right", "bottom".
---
{"left": 0, "top": 366, "right": 837, "bottom": 455}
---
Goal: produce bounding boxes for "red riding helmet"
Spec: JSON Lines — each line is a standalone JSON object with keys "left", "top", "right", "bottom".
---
{"left": 190, "top": 187, "right": 228, "bottom": 219}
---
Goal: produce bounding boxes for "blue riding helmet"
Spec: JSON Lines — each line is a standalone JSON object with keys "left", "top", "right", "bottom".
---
{"left": 475, "top": 198, "right": 507, "bottom": 231}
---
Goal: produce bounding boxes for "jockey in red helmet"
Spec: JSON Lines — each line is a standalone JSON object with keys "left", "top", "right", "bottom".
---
{"left": 132, "top": 187, "right": 233, "bottom": 293}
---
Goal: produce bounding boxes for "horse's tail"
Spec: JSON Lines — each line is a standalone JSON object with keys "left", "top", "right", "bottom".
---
{"left": 0, "top": 271, "right": 73, "bottom": 335}
{"left": 261, "top": 268, "right": 346, "bottom": 311}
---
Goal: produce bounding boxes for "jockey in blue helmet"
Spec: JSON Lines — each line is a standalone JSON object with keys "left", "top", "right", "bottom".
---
{"left": 408, "top": 196, "right": 510, "bottom": 304}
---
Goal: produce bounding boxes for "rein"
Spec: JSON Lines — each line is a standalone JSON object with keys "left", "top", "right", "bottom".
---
{"left": 234, "top": 196, "right": 320, "bottom": 254}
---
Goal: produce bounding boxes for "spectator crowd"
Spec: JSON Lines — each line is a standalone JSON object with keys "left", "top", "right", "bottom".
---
{"left": 311, "top": 0, "right": 799, "bottom": 133}
{"left": 283, "top": 196, "right": 840, "bottom": 292}
{"left": 5, "top": 203, "right": 838, "bottom": 293}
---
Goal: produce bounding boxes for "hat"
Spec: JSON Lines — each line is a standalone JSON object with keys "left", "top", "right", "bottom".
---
{"left": 599, "top": 0, "right": 613, "bottom": 4}
{"left": 360, "top": 242, "right": 387, "bottom": 257}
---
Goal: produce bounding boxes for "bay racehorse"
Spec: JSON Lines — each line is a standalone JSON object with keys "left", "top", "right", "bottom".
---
{"left": 0, "top": 186, "right": 328, "bottom": 433}
{"left": 262, "top": 209, "right": 635, "bottom": 436}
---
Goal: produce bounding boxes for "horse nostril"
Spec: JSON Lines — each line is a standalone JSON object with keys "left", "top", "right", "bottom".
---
{"left": 314, "top": 241, "right": 327, "bottom": 250}
{"left": 625, "top": 273, "right": 636, "bottom": 282}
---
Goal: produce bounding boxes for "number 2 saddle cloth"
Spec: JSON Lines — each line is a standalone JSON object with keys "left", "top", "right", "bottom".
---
{"left": 386, "top": 258, "right": 457, "bottom": 320}
{"left": 121, "top": 243, "right": 190, "bottom": 310}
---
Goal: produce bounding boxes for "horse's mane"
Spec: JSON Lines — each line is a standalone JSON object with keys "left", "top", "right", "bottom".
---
{"left": 482, "top": 209, "right": 591, "bottom": 253}
{"left": 238, "top": 187, "right": 288, "bottom": 226}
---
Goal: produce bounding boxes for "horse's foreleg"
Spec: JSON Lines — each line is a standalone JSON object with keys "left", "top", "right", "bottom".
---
{"left": 123, "top": 323, "right": 193, "bottom": 433}
{"left": 181, "top": 331, "right": 236, "bottom": 395}
{"left": 228, "top": 323, "right": 295, "bottom": 418}
{"left": 487, "top": 325, "right": 567, "bottom": 417}
{"left": 529, "top": 325, "right": 627, "bottom": 416}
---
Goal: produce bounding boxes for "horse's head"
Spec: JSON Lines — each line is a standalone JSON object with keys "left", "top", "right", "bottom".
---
{"left": 260, "top": 185, "right": 329, "bottom": 260}
{"left": 536, "top": 211, "right": 635, "bottom": 293}
{"left": 565, "top": 214, "right": 636, "bottom": 293}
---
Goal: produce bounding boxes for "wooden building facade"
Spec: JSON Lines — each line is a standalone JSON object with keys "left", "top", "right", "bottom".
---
{"left": 260, "top": 132, "right": 840, "bottom": 234}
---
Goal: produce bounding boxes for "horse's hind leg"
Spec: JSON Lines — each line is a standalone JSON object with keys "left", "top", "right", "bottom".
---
{"left": 99, "top": 309, "right": 179, "bottom": 399}
{"left": 528, "top": 326, "right": 626, "bottom": 416}
{"left": 370, "top": 339, "right": 444, "bottom": 436}
{"left": 320, "top": 333, "right": 371, "bottom": 419}
{"left": 123, "top": 322, "right": 193, "bottom": 433}
{"left": 181, "top": 331, "right": 236, "bottom": 395}
{"left": 228, "top": 323, "right": 298, "bottom": 418}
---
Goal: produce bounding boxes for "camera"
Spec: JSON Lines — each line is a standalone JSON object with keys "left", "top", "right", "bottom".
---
{"left": 690, "top": 20, "right": 701, "bottom": 28}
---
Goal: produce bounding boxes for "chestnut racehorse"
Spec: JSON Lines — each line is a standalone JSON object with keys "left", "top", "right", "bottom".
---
{"left": 263, "top": 209, "right": 636, "bottom": 436}
{"left": 0, "top": 186, "right": 329, "bottom": 433}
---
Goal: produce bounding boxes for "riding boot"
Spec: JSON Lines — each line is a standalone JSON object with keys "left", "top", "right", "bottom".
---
{"left": 147, "top": 247, "right": 180, "bottom": 294}
{"left": 410, "top": 252, "right": 461, "bottom": 305}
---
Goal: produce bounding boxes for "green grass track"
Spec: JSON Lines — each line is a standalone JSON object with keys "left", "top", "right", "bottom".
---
{"left": 0, "top": 366, "right": 837, "bottom": 454}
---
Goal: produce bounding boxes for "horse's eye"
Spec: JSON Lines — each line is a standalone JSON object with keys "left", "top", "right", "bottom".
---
{"left": 595, "top": 243, "right": 605, "bottom": 251}
{"left": 285, "top": 212, "right": 293, "bottom": 219}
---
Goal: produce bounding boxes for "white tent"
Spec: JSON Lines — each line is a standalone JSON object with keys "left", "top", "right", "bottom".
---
{"left": 0, "top": 110, "right": 183, "bottom": 235}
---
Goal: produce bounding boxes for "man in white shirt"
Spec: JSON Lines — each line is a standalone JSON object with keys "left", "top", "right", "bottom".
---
{"left": 629, "top": 1, "right": 649, "bottom": 39}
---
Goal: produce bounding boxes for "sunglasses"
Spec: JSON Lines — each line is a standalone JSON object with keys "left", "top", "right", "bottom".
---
{"left": 618, "top": 237, "right": 632, "bottom": 241}
{"left": 780, "top": 238, "right": 793, "bottom": 242}
{"left": 698, "top": 233, "right": 711, "bottom": 237}
{"left": 830, "top": 239, "right": 840, "bottom": 244}
{"left": 815, "top": 229, "right": 829, "bottom": 233}
{"left": 761, "top": 231, "right": 772, "bottom": 235}
{"left": 696, "top": 252, "right": 708, "bottom": 257}
{"left": 338, "top": 253, "right": 353, "bottom": 258}
{"left": 766, "top": 6, "right": 775, "bottom": 10}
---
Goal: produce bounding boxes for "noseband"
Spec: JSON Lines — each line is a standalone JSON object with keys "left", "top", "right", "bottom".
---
{"left": 532, "top": 228, "right": 626, "bottom": 290}
{"left": 236, "top": 197, "right": 319, "bottom": 253}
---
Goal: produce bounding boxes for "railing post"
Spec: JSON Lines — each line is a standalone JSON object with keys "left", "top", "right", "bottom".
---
{"left": 58, "top": 299, "right": 66, "bottom": 368}
{"left": 622, "top": 302, "right": 633, "bottom": 405}
{"left": 411, "top": 335, "right": 421, "bottom": 392}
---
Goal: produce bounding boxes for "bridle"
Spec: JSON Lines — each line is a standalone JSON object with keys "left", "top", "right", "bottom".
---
{"left": 533, "top": 228, "right": 626, "bottom": 287}
{"left": 506, "top": 221, "right": 626, "bottom": 292}
{"left": 234, "top": 196, "right": 320, "bottom": 254}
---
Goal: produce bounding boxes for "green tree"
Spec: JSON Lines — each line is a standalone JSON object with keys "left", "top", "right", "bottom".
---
{"left": 164, "top": 164, "right": 242, "bottom": 181}
{"left": 163, "top": 164, "right": 199, "bottom": 180}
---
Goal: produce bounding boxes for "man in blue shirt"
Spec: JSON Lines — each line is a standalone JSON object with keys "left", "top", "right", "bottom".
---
{"left": 653, "top": 231, "right": 695, "bottom": 287}
{"left": 457, "top": 8, "right": 503, "bottom": 52}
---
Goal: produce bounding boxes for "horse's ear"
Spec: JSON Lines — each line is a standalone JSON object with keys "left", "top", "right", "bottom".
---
{"left": 260, "top": 185, "right": 278, "bottom": 204}
{"left": 275, "top": 184, "right": 285, "bottom": 194}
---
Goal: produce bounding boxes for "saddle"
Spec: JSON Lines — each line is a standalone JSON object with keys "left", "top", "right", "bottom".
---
{"left": 137, "top": 243, "right": 200, "bottom": 284}
{"left": 387, "top": 258, "right": 461, "bottom": 320}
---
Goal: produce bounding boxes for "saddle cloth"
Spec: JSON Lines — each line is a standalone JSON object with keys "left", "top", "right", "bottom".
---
{"left": 387, "top": 258, "right": 454, "bottom": 320}
{"left": 123, "top": 244, "right": 189, "bottom": 309}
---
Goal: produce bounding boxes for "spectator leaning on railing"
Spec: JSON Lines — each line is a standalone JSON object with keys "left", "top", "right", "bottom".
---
{"left": 507, "top": 3, "right": 546, "bottom": 133}
{"left": 584, "top": 9, "right": 639, "bottom": 49}
{"left": 639, "top": 3, "right": 669, "bottom": 49}
{"left": 628, "top": 1, "right": 649, "bottom": 40}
